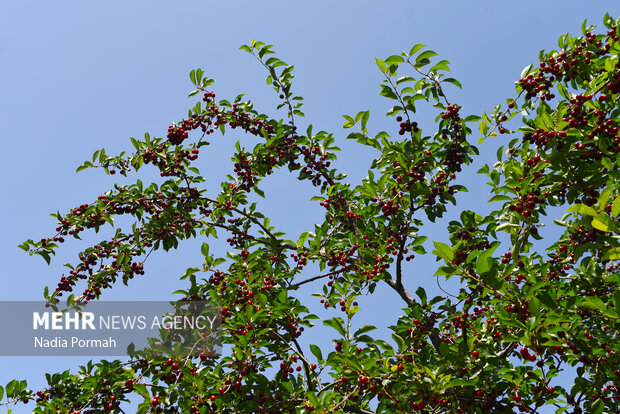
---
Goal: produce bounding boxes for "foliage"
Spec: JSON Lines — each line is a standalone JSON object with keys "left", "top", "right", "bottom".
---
{"left": 5, "top": 14, "right": 620, "bottom": 414}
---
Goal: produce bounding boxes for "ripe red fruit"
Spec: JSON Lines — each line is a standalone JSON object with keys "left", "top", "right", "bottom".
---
{"left": 471, "top": 350, "right": 479, "bottom": 358}
{"left": 520, "top": 347, "right": 530, "bottom": 360}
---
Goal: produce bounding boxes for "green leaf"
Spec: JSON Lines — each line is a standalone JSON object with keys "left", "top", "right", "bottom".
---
{"left": 310, "top": 344, "right": 323, "bottom": 361}
{"left": 396, "top": 76, "right": 415, "bottom": 85}
{"left": 416, "top": 50, "right": 439, "bottom": 62}
{"left": 528, "top": 298, "right": 542, "bottom": 316}
{"left": 323, "top": 317, "right": 347, "bottom": 337}
{"left": 133, "top": 384, "right": 150, "bottom": 399}
{"left": 258, "top": 44, "right": 273, "bottom": 58}
{"left": 446, "top": 378, "right": 475, "bottom": 387}
{"left": 566, "top": 204, "right": 597, "bottom": 217}
{"left": 386, "top": 106, "right": 403, "bottom": 116}
{"left": 408, "top": 44, "right": 426, "bottom": 56}
{"left": 603, "top": 247, "right": 620, "bottom": 260}
{"left": 392, "top": 334, "right": 405, "bottom": 352}
{"left": 443, "top": 78, "right": 462, "bottom": 88}
{"left": 306, "top": 391, "right": 319, "bottom": 408}
{"left": 201, "top": 242, "right": 210, "bottom": 257}
{"left": 342, "top": 114, "right": 355, "bottom": 128}
{"left": 476, "top": 245, "right": 498, "bottom": 275}
{"left": 254, "top": 186, "right": 265, "bottom": 198}
{"left": 612, "top": 196, "right": 620, "bottom": 219}
{"left": 520, "top": 64, "right": 533, "bottom": 78}
{"left": 5, "top": 380, "right": 16, "bottom": 399}
{"left": 384, "top": 54, "right": 405, "bottom": 65}
{"left": 464, "top": 115, "right": 481, "bottom": 123}
{"left": 581, "top": 297, "right": 606, "bottom": 312}
{"left": 591, "top": 398, "right": 604, "bottom": 414}
{"left": 354, "top": 325, "right": 377, "bottom": 337}
{"left": 39, "top": 251, "right": 51, "bottom": 265}
{"left": 75, "top": 161, "right": 93, "bottom": 173}
{"left": 601, "top": 157, "right": 614, "bottom": 170}
{"left": 432, "top": 241, "right": 454, "bottom": 262}
{"left": 479, "top": 120, "right": 489, "bottom": 135}
{"left": 416, "top": 287, "right": 427, "bottom": 305}
{"left": 431, "top": 59, "right": 451, "bottom": 72}
{"left": 434, "top": 265, "right": 456, "bottom": 277}
{"left": 489, "top": 195, "right": 512, "bottom": 203}
{"left": 180, "top": 267, "right": 200, "bottom": 280}
{"left": 537, "top": 111, "right": 554, "bottom": 130}
{"left": 598, "top": 185, "right": 613, "bottom": 207}
{"left": 355, "top": 110, "right": 370, "bottom": 131}
{"left": 375, "top": 58, "right": 386, "bottom": 73}
{"left": 297, "top": 232, "right": 312, "bottom": 248}
{"left": 592, "top": 213, "right": 613, "bottom": 232}
{"left": 380, "top": 85, "right": 399, "bottom": 100}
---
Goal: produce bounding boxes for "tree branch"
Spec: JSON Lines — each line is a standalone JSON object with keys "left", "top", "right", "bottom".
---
{"left": 384, "top": 277, "right": 417, "bottom": 306}
{"left": 290, "top": 268, "right": 345, "bottom": 289}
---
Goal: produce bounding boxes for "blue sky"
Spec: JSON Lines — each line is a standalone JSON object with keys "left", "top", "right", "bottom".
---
{"left": 1, "top": 1, "right": 618, "bottom": 413}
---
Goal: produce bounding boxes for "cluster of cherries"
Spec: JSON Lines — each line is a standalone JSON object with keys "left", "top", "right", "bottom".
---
{"left": 143, "top": 145, "right": 200, "bottom": 177}
{"left": 395, "top": 115, "right": 419, "bottom": 135}
{"left": 48, "top": 188, "right": 207, "bottom": 302}
{"left": 450, "top": 227, "right": 492, "bottom": 266}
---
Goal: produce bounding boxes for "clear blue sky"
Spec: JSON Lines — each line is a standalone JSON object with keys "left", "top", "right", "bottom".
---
{"left": 1, "top": 1, "right": 618, "bottom": 413}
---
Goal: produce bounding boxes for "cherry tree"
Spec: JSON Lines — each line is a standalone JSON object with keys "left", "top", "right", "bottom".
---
{"left": 3, "top": 13, "right": 619, "bottom": 414}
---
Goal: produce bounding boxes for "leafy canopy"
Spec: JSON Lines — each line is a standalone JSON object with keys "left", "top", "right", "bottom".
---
{"left": 5, "top": 13, "right": 620, "bottom": 414}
